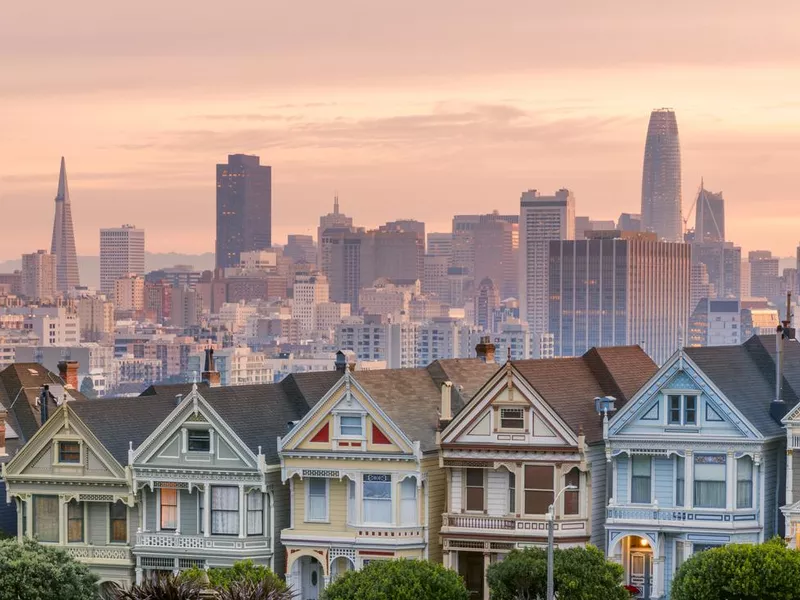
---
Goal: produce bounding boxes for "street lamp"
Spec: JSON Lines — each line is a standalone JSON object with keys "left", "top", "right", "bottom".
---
{"left": 547, "top": 484, "right": 578, "bottom": 600}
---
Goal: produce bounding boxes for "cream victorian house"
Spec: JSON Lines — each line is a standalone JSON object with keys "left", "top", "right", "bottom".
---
{"left": 279, "top": 358, "right": 495, "bottom": 600}
{"left": 439, "top": 347, "right": 656, "bottom": 600}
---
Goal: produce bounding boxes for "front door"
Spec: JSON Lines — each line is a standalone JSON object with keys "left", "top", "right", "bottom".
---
{"left": 629, "top": 551, "right": 652, "bottom": 599}
{"left": 301, "top": 557, "right": 324, "bottom": 600}
{"left": 458, "top": 552, "right": 484, "bottom": 599}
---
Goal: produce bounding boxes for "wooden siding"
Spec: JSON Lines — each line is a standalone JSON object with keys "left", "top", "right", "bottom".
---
{"left": 267, "top": 471, "right": 289, "bottom": 576}
{"left": 180, "top": 489, "right": 199, "bottom": 535}
{"left": 487, "top": 469, "right": 510, "bottom": 516}
{"left": 292, "top": 477, "right": 348, "bottom": 533}
{"left": 616, "top": 456, "right": 629, "bottom": 503}
{"left": 586, "top": 443, "right": 607, "bottom": 549}
{"left": 88, "top": 502, "right": 107, "bottom": 545}
{"left": 451, "top": 469, "right": 462, "bottom": 513}
{"left": 654, "top": 457, "right": 674, "bottom": 508}
{"left": 422, "top": 455, "right": 445, "bottom": 563}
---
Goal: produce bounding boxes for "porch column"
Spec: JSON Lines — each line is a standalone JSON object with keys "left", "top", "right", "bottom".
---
{"left": 25, "top": 497, "right": 33, "bottom": 538}
{"left": 684, "top": 451, "right": 693, "bottom": 509}
{"left": 652, "top": 555, "right": 665, "bottom": 599}
{"left": 135, "top": 557, "right": 143, "bottom": 585}
{"left": 787, "top": 448, "right": 793, "bottom": 507}
{"left": 726, "top": 450, "right": 735, "bottom": 511}
{"left": 238, "top": 484, "right": 246, "bottom": 538}
{"left": 483, "top": 552, "right": 491, "bottom": 600}
{"left": 59, "top": 494, "right": 68, "bottom": 544}
{"left": 443, "top": 550, "right": 452, "bottom": 570}
{"left": 204, "top": 483, "right": 211, "bottom": 537}
{"left": 611, "top": 458, "right": 618, "bottom": 503}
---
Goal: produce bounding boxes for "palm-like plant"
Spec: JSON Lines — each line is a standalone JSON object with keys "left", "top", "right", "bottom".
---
{"left": 110, "top": 574, "right": 204, "bottom": 600}
{"left": 216, "top": 580, "right": 296, "bottom": 600}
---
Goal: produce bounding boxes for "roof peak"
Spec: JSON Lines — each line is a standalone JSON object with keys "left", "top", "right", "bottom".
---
{"left": 56, "top": 156, "right": 69, "bottom": 203}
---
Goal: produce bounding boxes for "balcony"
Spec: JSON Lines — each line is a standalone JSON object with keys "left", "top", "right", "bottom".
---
{"left": 354, "top": 524, "right": 425, "bottom": 540}
{"left": 442, "top": 513, "right": 588, "bottom": 537}
{"left": 64, "top": 545, "right": 133, "bottom": 564}
{"left": 134, "top": 531, "right": 271, "bottom": 556}
{"left": 606, "top": 505, "right": 760, "bottom": 530}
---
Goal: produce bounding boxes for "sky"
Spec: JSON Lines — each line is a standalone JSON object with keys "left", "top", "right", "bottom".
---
{"left": 2, "top": 1, "right": 800, "bottom": 261}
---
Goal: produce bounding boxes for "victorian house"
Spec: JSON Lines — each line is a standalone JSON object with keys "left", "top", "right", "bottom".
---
{"left": 439, "top": 346, "right": 656, "bottom": 600}
{"left": 279, "top": 357, "right": 495, "bottom": 600}
{"left": 605, "top": 335, "right": 790, "bottom": 599}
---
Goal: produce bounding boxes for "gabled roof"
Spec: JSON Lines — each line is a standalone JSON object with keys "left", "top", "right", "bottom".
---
{"left": 0, "top": 363, "right": 87, "bottom": 449}
{"left": 511, "top": 346, "right": 657, "bottom": 444}
{"left": 427, "top": 358, "right": 499, "bottom": 411}
{"left": 684, "top": 335, "right": 800, "bottom": 438}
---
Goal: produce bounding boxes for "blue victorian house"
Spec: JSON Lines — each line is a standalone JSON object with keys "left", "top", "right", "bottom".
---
{"left": 604, "top": 335, "right": 791, "bottom": 599}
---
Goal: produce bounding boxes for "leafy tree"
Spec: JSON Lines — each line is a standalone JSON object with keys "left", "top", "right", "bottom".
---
{"left": 182, "top": 560, "right": 287, "bottom": 592}
{"left": 323, "top": 559, "right": 469, "bottom": 600}
{"left": 671, "top": 537, "right": 800, "bottom": 600}
{"left": 486, "top": 546, "right": 628, "bottom": 600}
{"left": 80, "top": 377, "right": 98, "bottom": 399}
{"left": 0, "top": 537, "right": 99, "bottom": 600}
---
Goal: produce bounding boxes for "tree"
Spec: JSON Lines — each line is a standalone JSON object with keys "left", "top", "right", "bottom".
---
{"left": 323, "top": 559, "right": 469, "bottom": 600}
{"left": 671, "top": 537, "right": 800, "bottom": 600}
{"left": 0, "top": 537, "right": 99, "bottom": 600}
{"left": 80, "top": 377, "right": 98, "bottom": 399}
{"left": 182, "top": 560, "right": 288, "bottom": 593}
{"left": 486, "top": 546, "right": 628, "bottom": 600}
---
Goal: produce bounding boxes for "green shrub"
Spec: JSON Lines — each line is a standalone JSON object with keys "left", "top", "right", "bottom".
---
{"left": 323, "top": 559, "right": 469, "bottom": 600}
{"left": 671, "top": 537, "right": 800, "bottom": 600}
{"left": 486, "top": 545, "right": 628, "bottom": 600}
{"left": 182, "top": 560, "right": 287, "bottom": 592}
{"left": 0, "top": 537, "right": 99, "bottom": 600}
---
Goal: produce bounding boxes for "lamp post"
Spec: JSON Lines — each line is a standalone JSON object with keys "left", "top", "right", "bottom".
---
{"left": 547, "top": 484, "right": 578, "bottom": 600}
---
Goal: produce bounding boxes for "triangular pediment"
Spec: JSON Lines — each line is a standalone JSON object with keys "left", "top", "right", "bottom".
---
{"left": 281, "top": 372, "right": 414, "bottom": 455}
{"left": 608, "top": 352, "right": 761, "bottom": 440}
{"left": 4, "top": 404, "right": 126, "bottom": 482}
{"left": 442, "top": 364, "right": 577, "bottom": 447}
{"left": 132, "top": 385, "right": 258, "bottom": 470}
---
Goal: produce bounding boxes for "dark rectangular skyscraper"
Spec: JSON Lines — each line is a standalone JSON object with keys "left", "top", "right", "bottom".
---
{"left": 548, "top": 231, "right": 690, "bottom": 365}
{"left": 694, "top": 183, "right": 725, "bottom": 243}
{"left": 215, "top": 154, "right": 272, "bottom": 269}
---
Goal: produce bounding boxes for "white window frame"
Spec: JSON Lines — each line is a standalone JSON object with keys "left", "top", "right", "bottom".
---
{"left": 108, "top": 501, "right": 129, "bottom": 545}
{"left": 157, "top": 487, "right": 180, "bottom": 532}
{"left": 305, "top": 478, "right": 329, "bottom": 523}
{"left": 629, "top": 455, "right": 654, "bottom": 505}
{"left": 335, "top": 412, "right": 366, "bottom": 440}
{"left": 362, "top": 474, "right": 394, "bottom": 525}
{"left": 499, "top": 407, "right": 525, "bottom": 431}
{"left": 53, "top": 438, "right": 83, "bottom": 466}
{"left": 246, "top": 490, "right": 264, "bottom": 536}
{"left": 399, "top": 477, "right": 417, "bottom": 526}
{"left": 736, "top": 455, "right": 754, "bottom": 510}
{"left": 464, "top": 468, "right": 487, "bottom": 513}
{"left": 665, "top": 392, "right": 700, "bottom": 427}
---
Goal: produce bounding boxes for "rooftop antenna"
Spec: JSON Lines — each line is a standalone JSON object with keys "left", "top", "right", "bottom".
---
{"left": 334, "top": 192, "right": 339, "bottom": 215}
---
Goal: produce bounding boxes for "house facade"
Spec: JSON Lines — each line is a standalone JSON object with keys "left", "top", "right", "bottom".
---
{"left": 605, "top": 337, "right": 788, "bottom": 599}
{"left": 439, "top": 347, "right": 657, "bottom": 600}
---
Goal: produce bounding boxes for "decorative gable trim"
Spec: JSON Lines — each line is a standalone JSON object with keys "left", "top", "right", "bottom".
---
{"left": 131, "top": 383, "right": 260, "bottom": 469}
{"left": 608, "top": 353, "right": 762, "bottom": 440}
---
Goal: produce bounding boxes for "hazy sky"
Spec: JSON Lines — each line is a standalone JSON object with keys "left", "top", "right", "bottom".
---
{"left": 2, "top": 1, "right": 800, "bottom": 261}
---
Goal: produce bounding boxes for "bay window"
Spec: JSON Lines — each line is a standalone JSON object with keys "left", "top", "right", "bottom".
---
{"left": 465, "top": 469, "right": 485, "bottom": 512}
{"left": 33, "top": 496, "right": 59, "bottom": 543}
{"left": 676, "top": 456, "right": 685, "bottom": 507}
{"left": 737, "top": 456, "right": 753, "bottom": 509}
{"left": 160, "top": 488, "right": 178, "bottom": 531}
{"left": 211, "top": 486, "right": 239, "bottom": 535}
{"left": 524, "top": 465, "right": 554, "bottom": 515}
{"left": 694, "top": 455, "right": 726, "bottom": 509}
{"left": 67, "top": 501, "right": 83, "bottom": 543}
{"left": 563, "top": 468, "right": 580, "bottom": 515}
{"left": 306, "top": 478, "right": 328, "bottom": 522}
{"left": 348, "top": 479, "right": 356, "bottom": 523}
{"left": 631, "top": 456, "right": 652, "bottom": 504}
{"left": 400, "top": 478, "right": 417, "bottom": 525}
{"left": 247, "top": 491, "right": 263, "bottom": 536}
{"left": 363, "top": 474, "right": 392, "bottom": 524}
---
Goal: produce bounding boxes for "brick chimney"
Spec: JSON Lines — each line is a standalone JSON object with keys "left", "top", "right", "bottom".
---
{"left": 58, "top": 360, "right": 79, "bottom": 390}
{"left": 201, "top": 348, "right": 221, "bottom": 387}
{"left": 475, "top": 336, "right": 496, "bottom": 364}
{"left": 0, "top": 408, "right": 7, "bottom": 457}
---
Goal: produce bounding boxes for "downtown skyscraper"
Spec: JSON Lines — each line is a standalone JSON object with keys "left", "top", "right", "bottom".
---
{"left": 641, "top": 109, "right": 683, "bottom": 241}
{"left": 50, "top": 157, "right": 80, "bottom": 292}
{"left": 100, "top": 224, "right": 146, "bottom": 298}
{"left": 215, "top": 154, "right": 272, "bottom": 270}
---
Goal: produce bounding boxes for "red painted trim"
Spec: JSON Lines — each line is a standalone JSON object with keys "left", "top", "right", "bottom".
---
{"left": 310, "top": 422, "right": 330, "bottom": 443}
{"left": 358, "top": 550, "right": 395, "bottom": 556}
{"left": 372, "top": 423, "right": 392, "bottom": 445}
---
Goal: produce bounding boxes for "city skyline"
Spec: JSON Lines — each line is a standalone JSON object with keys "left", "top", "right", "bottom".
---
{"left": 2, "top": 2, "right": 800, "bottom": 261}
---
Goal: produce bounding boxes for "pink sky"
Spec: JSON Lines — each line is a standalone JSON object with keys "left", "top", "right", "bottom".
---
{"left": 2, "top": 1, "right": 800, "bottom": 260}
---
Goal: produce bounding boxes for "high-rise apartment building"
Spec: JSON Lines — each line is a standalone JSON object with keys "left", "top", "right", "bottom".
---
{"left": 291, "top": 273, "right": 330, "bottom": 335}
{"left": 519, "top": 189, "right": 575, "bottom": 343}
{"left": 690, "top": 263, "right": 715, "bottom": 312}
{"left": 76, "top": 295, "right": 114, "bottom": 342}
{"left": 473, "top": 216, "right": 519, "bottom": 300}
{"left": 451, "top": 213, "right": 517, "bottom": 277}
{"left": 170, "top": 285, "right": 202, "bottom": 328}
{"left": 475, "top": 278, "right": 500, "bottom": 331}
{"left": 691, "top": 241, "right": 741, "bottom": 299}
{"left": 100, "top": 224, "right": 146, "bottom": 298}
{"left": 284, "top": 235, "right": 316, "bottom": 265}
{"left": 423, "top": 255, "right": 450, "bottom": 299}
{"left": 548, "top": 231, "right": 691, "bottom": 365}
{"left": 50, "top": 157, "right": 80, "bottom": 292}
{"left": 741, "top": 261, "right": 752, "bottom": 298}
{"left": 693, "top": 183, "right": 725, "bottom": 243}
{"left": 426, "top": 233, "right": 453, "bottom": 259}
{"left": 641, "top": 109, "right": 683, "bottom": 241}
{"left": 114, "top": 274, "right": 146, "bottom": 316}
{"left": 21, "top": 250, "right": 57, "bottom": 301}
{"left": 748, "top": 250, "right": 780, "bottom": 299}
{"left": 318, "top": 195, "right": 353, "bottom": 272}
{"left": 215, "top": 154, "right": 272, "bottom": 269}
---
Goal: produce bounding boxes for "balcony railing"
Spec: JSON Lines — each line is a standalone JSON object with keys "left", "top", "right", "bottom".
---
{"left": 135, "top": 531, "right": 271, "bottom": 553}
{"left": 442, "top": 513, "right": 587, "bottom": 535}
{"left": 64, "top": 545, "right": 132, "bottom": 563}
{"left": 354, "top": 524, "right": 425, "bottom": 539}
{"left": 607, "top": 505, "right": 760, "bottom": 528}
{"left": 445, "top": 514, "right": 516, "bottom": 531}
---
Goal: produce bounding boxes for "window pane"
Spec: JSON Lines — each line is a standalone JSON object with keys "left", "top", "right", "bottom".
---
{"left": 676, "top": 456, "right": 685, "bottom": 507}
{"left": 212, "top": 486, "right": 239, "bottom": 535}
{"left": 684, "top": 396, "right": 697, "bottom": 425}
{"left": 500, "top": 408, "right": 525, "bottom": 429}
{"left": 59, "top": 441, "right": 80, "bottom": 463}
{"left": 564, "top": 468, "right": 580, "bottom": 515}
{"left": 737, "top": 457, "right": 753, "bottom": 509}
{"left": 68, "top": 501, "right": 83, "bottom": 543}
{"left": 188, "top": 430, "right": 211, "bottom": 452}
{"left": 308, "top": 478, "right": 327, "bottom": 521}
{"left": 631, "top": 456, "right": 651, "bottom": 504}
{"left": 400, "top": 479, "right": 417, "bottom": 526}
{"left": 33, "top": 496, "right": 59, "bottom": 542}
{"left": 309, "top": 478, "right": 327, "bottom": 496}
{"left": 110, "top": 502, "right": 127, "bottom": 543}
{"left": 466, "top": 469, "right": 484, "bottom": 487}
{"left": 694, "top": 456, "right": 726, "bottom": 509}
{"left": 524, "top": 465, "right": 554, "bottom": 491}
{"left": 340, "top": 416, "right": 362, "bottom": 436}
{"left": 525, "top": 490, "right": 553, "bottom": 515}
{"left": 668, "top": 395, "right": 681, "bottom": 424}
{"left": 466, "top": 487, "right": 485, "bottom": 512}
{"left": 632, "top": 456, "right": 651, "bottom": 476}
{"left": 348, "top": 480, "right": 356, "bottom": 524}
{"left": 508, "top": 472, "right": 516, "bottom": 514}
{"left": 160, "top": 488, "right": 178, "bottom": 530}
{"left": 247, "top": 491, "right": 263, "bottom": 536}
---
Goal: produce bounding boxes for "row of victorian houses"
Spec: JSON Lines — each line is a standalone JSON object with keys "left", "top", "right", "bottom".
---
{"left": 2, "top": 332, "right": 800, "bottom": 600}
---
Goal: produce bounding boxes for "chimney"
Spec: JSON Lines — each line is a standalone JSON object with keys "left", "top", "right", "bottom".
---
{"left": 0, "top": 408, "right": 7, "bottom": 457}
{"left": 175, "top": 393, "right": 183, "bottom": 406}
{"left": 334, "top": 350, "right": 347, "bottom": 373}
{"left": 440, "top": 381, "right": 453, "bottom": 427}
{"left": 58, "top": 360, "right": 79, "bottom": 389}
{"left": 475, "top": 336, "right": 496, "bottom": 364}
{"left": 772, "top": 292, "right": 795, "bottom": 422}
{"left": 40, "top": 385, "right": 49, "bottom": 425}
{"left": 201, "top": 348, "right": 221, "bottom": 387}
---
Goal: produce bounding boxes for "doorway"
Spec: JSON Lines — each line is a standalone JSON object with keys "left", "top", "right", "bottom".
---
{"left": 629, "top": 545, "right": 653, "bottom": 599}
{"left": 458, "top": 552, "right": 484, "bottom": 599}
{"left": 299, "top": 556, "right": 324, "bottom": 600}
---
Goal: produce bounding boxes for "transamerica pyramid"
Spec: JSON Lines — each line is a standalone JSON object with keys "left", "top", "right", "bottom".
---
{"left": 50, "top": 157, "right": 80, "bottom": 292}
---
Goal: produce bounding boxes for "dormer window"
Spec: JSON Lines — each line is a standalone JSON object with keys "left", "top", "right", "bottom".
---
{"left": 58, "top": 441, "right": 81, "bottom": 464}
{"left": 668, "top": 394, "right": 697, "bottom": 426}
{"left": 500, "top": 408, "right": 525, "bottom": 430}
{"left": 188, "top": 429, "right": 211, "bottom": 452}
{"left": 339, "top": 415, "right": 363, "bottom": 438}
